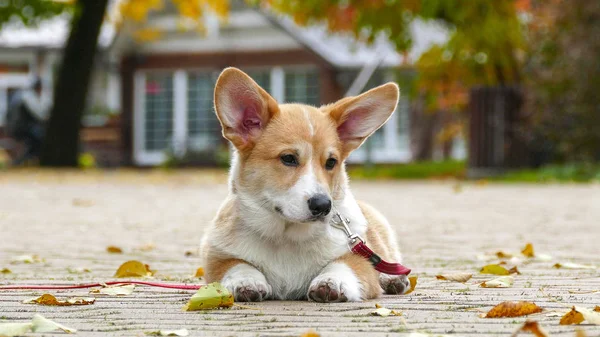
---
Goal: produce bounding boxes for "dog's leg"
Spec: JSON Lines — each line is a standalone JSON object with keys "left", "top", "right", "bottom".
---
{"left": 307, "top": 253, "right": 380, "bottom": 302}
{"left": 206, "top": 257, "right": 272, "bottom": 302}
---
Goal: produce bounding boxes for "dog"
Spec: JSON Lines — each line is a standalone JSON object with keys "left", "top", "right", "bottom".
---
{"left": 200, "top": 67, "right": 409, "bottom": 302}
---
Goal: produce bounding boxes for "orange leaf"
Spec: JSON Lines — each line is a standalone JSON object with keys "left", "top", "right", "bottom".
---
{"left": 300, "top": 331, "right": 320, "bottom": 337}
{"left": 508, "top": 266, "right": 521, "bottom": 275}
{"left": 594, "top": 306, "right": 600, "bottom": 312}
{"left": 514, "top": 320, "right": 548, "bottom": 337}
{"left": 560, "top": 307, "right": 585, "bottom": 325}
{"left": 403, "top": 276, "right": 418, "bottom": 295}
{"left": 23, "top": 294, "right": 95, "bottom": 306}
{"left": 194, "top": 267, "right": 204, "bottom": 278}
{"left": 107, "top": 246, "right": 123, "bottom": 254}
{"left": 485, "top": 301, "right": 543, "bottom": 318}
{"left": 496, "top": 251, "right": 513, "bottom": 259}
{"left": 521, "top": 243, "right": 535, "bottom": 258}
{"left": 114, "top": 260, "right": 154, "bottom": 277}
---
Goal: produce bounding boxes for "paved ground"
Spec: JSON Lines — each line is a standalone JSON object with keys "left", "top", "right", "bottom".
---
{"left": 1, "top": 171, "right": 599, "bottom": 337}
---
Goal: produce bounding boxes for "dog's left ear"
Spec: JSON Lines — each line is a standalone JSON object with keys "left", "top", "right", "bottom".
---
{"left": 214, "top": 67, "right": 280, "bottom": 151}
{"left": 325, "top": 83, "right": 399, "bottom": 155}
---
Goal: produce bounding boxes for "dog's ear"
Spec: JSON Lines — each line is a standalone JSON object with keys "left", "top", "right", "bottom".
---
{"left": 325, "top": 83, "right": 399, "bottom": 155}
{"left": 214, "top": 67, "right": 279, "bottom": 151}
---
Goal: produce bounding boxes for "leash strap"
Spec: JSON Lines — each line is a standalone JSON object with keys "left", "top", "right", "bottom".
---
{"left": 330, "top": 211, "right": 412, "bottom": 276}
{"left": 351, "top": 241, "right": 411, "bottom": 275}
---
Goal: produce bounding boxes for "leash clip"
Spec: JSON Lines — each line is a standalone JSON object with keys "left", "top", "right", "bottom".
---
{"left": 330, "top": 211, "right": 365, "bottom": 246}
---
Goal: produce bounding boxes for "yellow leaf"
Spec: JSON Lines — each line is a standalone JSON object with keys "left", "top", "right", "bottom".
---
{"left": 575, "top": 329, "right": 587, "bottom": 337}
{"left": 514, "top": 320, "right": 549, "bottom": 337}
{"left": 371, "top": 304, "right": 402, "bottom": 317}
{"left": 574, "top": 306, "right": 600, "bottom": 324}
{"left": 107, "top": 246, "right": 123, "bottom": 254}
{"left": 90, "top": 284, "right": 135, "bottom": 296}
{"left": 194, "top": 267, "right": 204, "bottom": 278}
{"left": 521, "top": 243, "right": 535, "bottom": 258}
{"left": 480, "top": 264, "right": 510, "bottom": 275}
{"left": 300, "top": 331, "right": 320, "bottom": 337}
{"left": 1, "top": 268, "right": 11, "bottom": 274}
{"left": 560, "top": 307, "right": 585, "bottom": 325}
{"left": 183, "top": 282, "right": 233, "bottom": 311}
{"left": 480, "top": 276, "right": 514, "bottom": 288}
{"left": 485, "top": 301, "right": 543, "bottom": 318}
{"left": 595, "top": 306, "right": 600, "bottom": 312}
{"left": 403, "top": 276, "right": 418, "bottom": 295}
{"left": 114, "top": 260, "right": 154, "bottom": 277}
{"left": 436, "top": 273, "right": 472, "bottom": 283}
{"left": 23, "top": 294, "right": 95, "bottom": 306}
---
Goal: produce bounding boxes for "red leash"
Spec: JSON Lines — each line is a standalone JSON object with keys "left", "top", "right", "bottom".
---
{"left": 0, "top": 281, "right": 202, "bottom": 291}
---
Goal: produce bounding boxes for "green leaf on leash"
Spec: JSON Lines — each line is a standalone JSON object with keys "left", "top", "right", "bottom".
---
{"left": 183, "top": 282, "right": 233, "bottom": 311}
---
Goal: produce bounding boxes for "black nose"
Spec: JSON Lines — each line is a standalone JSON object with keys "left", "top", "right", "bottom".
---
{"left": 307, "top": 194, "right": 332, "bottom": 216}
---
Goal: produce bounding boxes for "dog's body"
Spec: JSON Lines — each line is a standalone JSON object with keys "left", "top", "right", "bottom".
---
{"left": 201, "top": 68, "right": 409, "bottom": 302}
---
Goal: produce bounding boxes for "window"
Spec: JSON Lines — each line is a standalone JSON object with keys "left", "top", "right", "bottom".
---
{"left": 284, "top": 69, "right": 320, "bottom": 106}
{"left": 187, "top": 73, "right": 219, "bottom": 152}
{"left": 144, "top": 73, "right": 173, "bottom": 151}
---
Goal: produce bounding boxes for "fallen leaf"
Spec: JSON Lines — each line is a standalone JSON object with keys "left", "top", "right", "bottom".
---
{"left": 114, "top": 260, "right": 154, "bottom": 277}
{"left": 595, "top": 306, "right": 600, "bottom": 312}
{"left": 371, "top": 304, "right": 402, "bottom": 317}
{"left": 436, "top": 273, "right": 472, "bottom": 283}
{"left": 574, "top": 306, "right": 600, "bottom": 324}
{"left": 575, "top": 329, "right": 587, "bottom": 337}
{"left": 480, "top": 264, "right": 510, "bottom": 275}
{"left": 553, "top": 263, "right": 596, "bottom": 270}
{"left": 146, "top": 329, "right": 190, "bottom": 336}
{"left": 480, "top": 276, "right": 514, "bottom": 288}
{"left": 195, "top": 267, "right": 204, "bottom": 278}
{"left": 511, "top": 320, "right": 549, "bottom": 337}
{"left": 496, "top": 251, "right": 514, "bottom": 259}
{"left": 508, "top": 266, "right": 521, "bottom": 275}
{"left": 183, "top": 282, "right": 234, "bottom": 311}
{"left": 560, "top": 307, "right": 585, "bottom": 325}
{"left": 10, "top": 255, "right": 43, "bottom": 264}
{"left": 107, "top": 246, "right": 123, "bottom": 254}
{"left": 67, "top": 267, "right": 91, "bottom": 274}
{"left": 404, "top": 276, "right": 418, "bottom": 294}
{"left": 300, "top": 331, "right": 320, "bottom": 337}
{"left": 0, "top": 322, "right": 33, "bottom": 337}
{"left": 90, "top": 284, "right": 135, "bottom": 296}
{"left": 485, "top": 301, "right": 543, "bottom": 318}
{"left": 521, "top": 243, "right": 535, "bottom": 258}
{"left": 0, "top": 268, "right": 11, "bottom": 274}
{"left": 31, "top": 314, "right": 77, "bottom": 333}
{"left": 23, "top": 294, "right": 95, "bottom": 306}
{"left": 72, "top": 198, "right": 94, "bottom": 207}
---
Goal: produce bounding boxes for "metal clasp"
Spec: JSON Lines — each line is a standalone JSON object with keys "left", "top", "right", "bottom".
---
{"left": 330, "top": 210, "right": 365, "bottom": 246}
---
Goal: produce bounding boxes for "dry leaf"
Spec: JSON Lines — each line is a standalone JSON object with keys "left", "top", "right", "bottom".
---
{"left": 0, "top": 322, "right": 33, "bottom": 337}
{"left": 594, "top": 306, "right": 600, "bottom": 312}
{"left": 574, "top": 306, "right": 600, "bottom": 324}
{"left": 404, "top": 276, "right": 418, "bottom": 294}
{"left": 511, "top": 320, "right": 549, "bottom": 337}
{"left": 146, "top": 329, "right": 190, "bottom": 336}
{"left": 10, "top": 255, "right": 43, "bottom": 264}
{"left": 195, "top": 267, "right": 204, "bottom": 278}
{"left": 496, "top": 251, "right": 514, "bottom": 259}
{"left": 300, "top": 331, "right": 320, "bottom": 337}
{"left": 480, "top": 276, "right": 514, "bottom": 288}
{"left": 183, "top": 282, "right": 234, "bottom": 311}
{"left": 0, "top": 268, "right": 11, "bottom": 274}
{"left": 521, "top": 243, "right": 535, "bottom": 258}
{"left": 23, "top": 294, "right": 95, "bottom": 306}
{"left": 107, "top": 246, "right": 123, "bottom": 254}
{"left": 371, "top": 304, "right": 402, "bottom": 317}
{"left": 114, "top": 260, "right": 154, "bottom": 277}
{"left": 575, "top": 329, "right": 587, "bottom": 337}
{"left": 485, "top": 301, "right": 543, "bottom": 318}
{"left": 31, "top": 314, "right": 77, "bottom": 333}
{"left": 553, "top": 263, "right": 596, "bottom": 270}
{"left": 90, "top": 284, "right": 135, "bottom": 296}
{"left": 480, "top": 264, "right": 510, "bottom": 275}
{"left": 436, "top": 273, "right": 472, "bottom": 283}
{"left": 560, "top": 307, "right": 585, "bottom": 325}
{"left": 508, "top": 266, "right": 521, "bottom": 275}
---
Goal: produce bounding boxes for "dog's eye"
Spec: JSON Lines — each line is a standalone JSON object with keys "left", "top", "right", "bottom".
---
{"left": 280, "top": 154, "right": 299, "bottom": 167}
{"left": 325, "top": 158, "right": 337, "bottom": 170}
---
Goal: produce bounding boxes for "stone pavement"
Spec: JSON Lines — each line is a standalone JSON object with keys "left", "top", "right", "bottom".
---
{"left": 0, "top": 171, "right": 599, "bottom": 337}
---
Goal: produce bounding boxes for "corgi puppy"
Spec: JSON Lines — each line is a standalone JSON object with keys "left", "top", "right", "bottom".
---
{"left": 200, "top": 67, "right": 409, "bottom": 302}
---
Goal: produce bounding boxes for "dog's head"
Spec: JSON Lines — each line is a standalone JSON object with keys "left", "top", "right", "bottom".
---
{"left": 214, "top": 67, "right": 399, "bottom": 230}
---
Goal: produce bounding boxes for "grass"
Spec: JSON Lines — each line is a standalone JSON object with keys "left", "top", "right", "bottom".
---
{"left": 491, "top": 163, "right": 600, "bottom": 183}
{"left": 347, "top": 160, "right": 466, "bottom": 180}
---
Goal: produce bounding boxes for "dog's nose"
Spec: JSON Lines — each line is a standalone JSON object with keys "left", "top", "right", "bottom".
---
{"left": 307, "top": 194, "right": 332, "bottom": 216}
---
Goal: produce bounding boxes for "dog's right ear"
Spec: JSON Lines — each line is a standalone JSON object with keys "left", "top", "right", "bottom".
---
{"left": 214, "top": 67, "right": 279, "bottom": 151}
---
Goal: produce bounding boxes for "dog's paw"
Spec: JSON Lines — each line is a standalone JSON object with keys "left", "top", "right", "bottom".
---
{"left": 221, "top": 264, "right": 272, "bottom": 302}
{"left": 379, "top": 273, "right": 410, "bottom": 294}
{"left": 307, "top": 263, "right": 362, "bottom": 302}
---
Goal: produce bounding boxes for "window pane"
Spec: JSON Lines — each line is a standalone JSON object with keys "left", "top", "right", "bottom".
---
{"left": 187, "top": 73, "right": 219, "bottom": 152}
{"left": 144, "top": 73, "right": 173, "bottom": 151}
{"left": 284, "top": 69, "right": 320, "bottom": 106}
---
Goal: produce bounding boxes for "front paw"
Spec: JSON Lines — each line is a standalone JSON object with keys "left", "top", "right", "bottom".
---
{"left": 221, "top": 265, "right": 272, "bottom": 302}
{"left": 308, "top": 263, "right": 362, "bottom": 302}
{"left": 379, "top": 273, "right": 410, "bottom": 294}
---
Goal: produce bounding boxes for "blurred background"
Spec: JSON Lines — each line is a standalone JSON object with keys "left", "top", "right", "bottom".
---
{"left": 0, "top": 0, "right": 598, "bottom": 182}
